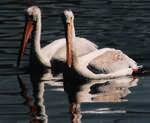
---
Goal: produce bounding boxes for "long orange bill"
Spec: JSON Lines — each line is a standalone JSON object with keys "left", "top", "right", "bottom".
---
{"left": 17, "top": 19, "right": 34, "bottom": 67}
{"left": 66, "top": 23, "right": 73, "bottom": 68}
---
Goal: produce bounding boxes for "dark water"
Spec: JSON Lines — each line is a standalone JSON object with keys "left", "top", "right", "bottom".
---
{"left": 0, "top": 0, "right": 150, "bottom": 123}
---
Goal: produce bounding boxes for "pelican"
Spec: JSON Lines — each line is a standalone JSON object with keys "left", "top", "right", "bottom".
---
{"left": 17, "top": 6, "right": 98, "bottom": 79}
{"left": 64, "top": 10, "right": 142, "bottom": 79}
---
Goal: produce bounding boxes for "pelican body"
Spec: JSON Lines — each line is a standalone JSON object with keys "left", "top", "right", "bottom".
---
{"left": 64, "top": 10, "right": 142, "bottom": 79}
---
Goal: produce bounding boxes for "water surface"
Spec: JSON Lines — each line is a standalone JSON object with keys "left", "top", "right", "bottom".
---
{"left": 0, "top": 0, "right": 150, "bottom": 123}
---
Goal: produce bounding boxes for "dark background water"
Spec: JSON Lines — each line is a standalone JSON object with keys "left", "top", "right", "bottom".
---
{"left": 0, "top": 0, "right": 150, "bottom": 123}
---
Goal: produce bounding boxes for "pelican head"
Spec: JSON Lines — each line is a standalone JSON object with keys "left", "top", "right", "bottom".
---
{"left": 17, "top": 6, "right": 41, "bottom": 67}
{"left": 64, "top": 10, "right": 74, "bottom": 24}
{"left": 27, "top": 6, "right": 41, "bottom": 21}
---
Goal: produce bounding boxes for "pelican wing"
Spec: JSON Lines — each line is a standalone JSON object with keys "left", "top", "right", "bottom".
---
{"left": 78, "top": 48, "right": 116, "bottom": 67}
{"left": 91, "top": 50, "right": 138, "bottom": 73}
{"left": 79, "top": 48, "right": 138, "bottom": 73}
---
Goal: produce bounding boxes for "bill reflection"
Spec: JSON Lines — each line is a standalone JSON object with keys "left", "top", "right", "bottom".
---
{"left": 18, "top": 75, "right": 48, "bottom": 123}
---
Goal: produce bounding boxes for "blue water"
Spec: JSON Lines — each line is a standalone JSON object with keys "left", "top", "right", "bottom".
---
{"left": 0, "top": 0, "right": 150, "bottom": 123}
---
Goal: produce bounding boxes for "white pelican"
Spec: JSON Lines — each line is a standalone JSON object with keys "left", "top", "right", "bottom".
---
{"left": 17, "top": 6, "right": 98, "bottom": 79}
{"left": 64, "top": 10, "right": 142, "bottom": 79}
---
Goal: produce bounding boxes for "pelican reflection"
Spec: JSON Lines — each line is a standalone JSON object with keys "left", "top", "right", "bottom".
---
{"left": 64, "top": 76, "right": 139, "bottom": 123}
{"left": 18, "top": 73, "right": 63, "bottom": 123}
{"left": 17, "top": 75, "right": 48, "bottom": 123}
